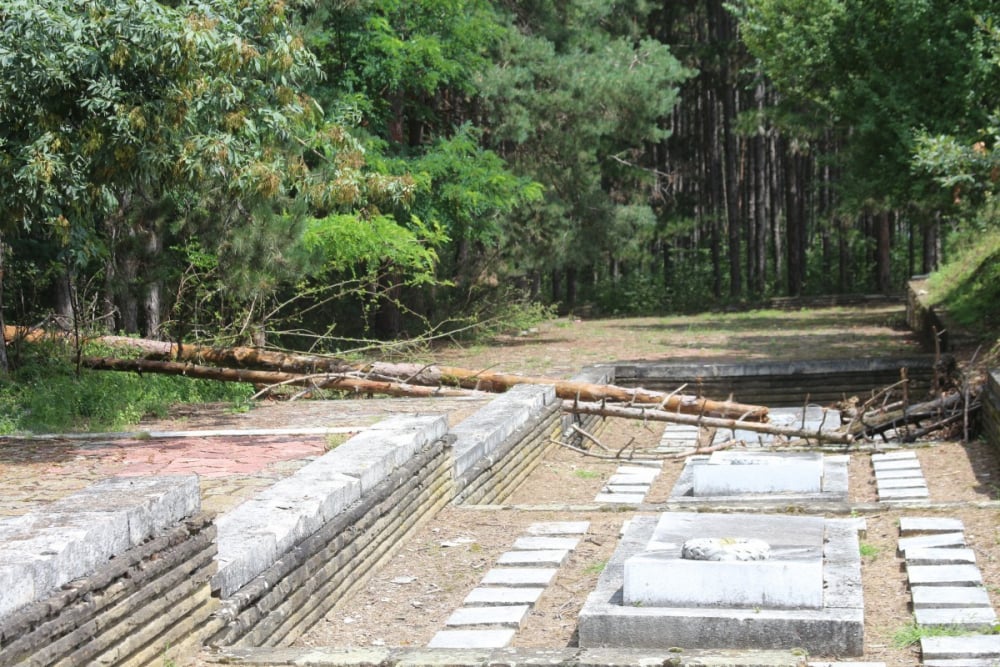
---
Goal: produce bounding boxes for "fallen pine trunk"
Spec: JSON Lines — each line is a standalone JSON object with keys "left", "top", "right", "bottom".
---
{"left": 80, "top": 357, "right": 482, "bottom": 399}
{"left": 563, "top": 400, "right": 851, "bottom": 445}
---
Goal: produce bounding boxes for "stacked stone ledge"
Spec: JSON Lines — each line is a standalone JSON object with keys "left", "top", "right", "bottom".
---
{"left": 0, "top": 476, "right": 211, "bottom": 667}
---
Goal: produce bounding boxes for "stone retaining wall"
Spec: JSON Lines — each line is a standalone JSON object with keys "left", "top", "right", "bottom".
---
{"left": 983, "top": 370, "right": 1000, "bottom": 451}
{"left": 0, "top": 476, "right": 209, "bottom": 667}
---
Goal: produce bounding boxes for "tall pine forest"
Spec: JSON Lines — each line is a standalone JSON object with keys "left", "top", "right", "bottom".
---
{"left": 2, "top": 0, "right": 1000, "bottom": 361}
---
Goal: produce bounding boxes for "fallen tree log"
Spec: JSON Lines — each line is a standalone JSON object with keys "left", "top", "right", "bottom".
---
{"left": 563, "top": 400, "right": 851, "bottom": 444}
{"left": 81, "top": 357, "right": 482, "bottom": 399}
{"left": 848, "top": 391, "right": 967, "bottom": 439}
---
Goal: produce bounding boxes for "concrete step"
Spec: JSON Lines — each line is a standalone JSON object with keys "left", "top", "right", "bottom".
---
{"left": 911, "top": 585, "right": 993, "bottom": 609}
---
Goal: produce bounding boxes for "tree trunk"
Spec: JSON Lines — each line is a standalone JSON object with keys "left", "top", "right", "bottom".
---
{"left": 877, "top": 210, "right": 892, "bottom": 293}
{"left": 0, "top": 234, "right": 8, "bottom": 374}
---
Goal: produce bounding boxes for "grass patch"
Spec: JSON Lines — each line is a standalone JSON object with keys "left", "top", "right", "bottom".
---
{"left": 927, "top": 226, "right": 1000, "bottom": 334}
{"left": 0, "top": 340, "right": 253, "bottom": 434}
{"left": 584, "top": 560, "right": 607, "bottom": 575}
{"left": 573, "top": 469, "right": 602, "bottom": 480}
{"left": 891, "top": 620, "right": 985, "bottom": 648}
{"left": 859, "top": 542, "right": 881, "bottom": 560}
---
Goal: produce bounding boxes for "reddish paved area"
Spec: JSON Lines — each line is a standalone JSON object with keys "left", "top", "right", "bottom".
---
{"left": 0, "top": 396, "right": 489, "bottom": 518}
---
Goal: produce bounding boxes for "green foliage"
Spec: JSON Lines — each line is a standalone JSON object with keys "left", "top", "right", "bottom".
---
{"left": 891, "top": 620, "right": 983, "bottom": 648}
{"left": 927, "top": 222, "right": 1000, "bottom": 333}
{"left": 0, "top": 342, "right": 251, "bottom": 434}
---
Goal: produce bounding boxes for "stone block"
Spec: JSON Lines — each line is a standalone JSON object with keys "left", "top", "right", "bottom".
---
{"left": 872, "top": 459, "right": 922, "bottom": 472}
{"left": 911, "top": 586, "right": 993, "bottom": 609}
{"left": 914, "top": 606, "right": 997, "bottom": 629}
{"left": 905, "top": 548, "right": 976, "bottom": 566}
{"left": 512, "top": 536, "right": 580, "bottom": 552}
{"left": 211, "top": 527, "right": 279, "bottom": 597}
{"left": 878, "top": 486, "right": 928, "bottom": 500}
{"left": 898, "top": 532, "right": 965, "bottom": 553}
{"left": 907, "top": 564, "right": 983, "bottom": 587}
{"left": 463, "top": 587, "right": 545, "bottom": 607}
{"left": 871, "top": 451, "right": 918, "bottom": 462}
{"left": 481, "top": 568, "right": 557, "bottom": 587}
{"left": 444, "top": 605, "right": 530, "bottom": 628}
{"left": 921, "top": 634, "right": 1000, "bottom": 659}
{"left": 526, "top": 522, "right": 589, "bottom": 536}
{"left": 877, "top": 477, "right": 928, "bottom": 489}
{"left": 691, "top": 451, "right": 824, "bottom": 496}
{"left": 497, "top": 550, "right": 569, "bottom": 566}
{"left": 427, "top": 629, "right": 515, "bottom": 648}
{"left": 594, "top": 492, "right": 647, "bottom": 504}
{"left": 899, "top": 517, "right": 965, "bottom": 535}
{"left": 874, "top": 468, "right": 927, "bottom": 480}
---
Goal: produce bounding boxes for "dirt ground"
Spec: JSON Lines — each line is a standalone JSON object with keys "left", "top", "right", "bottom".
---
{"left": 155, "top": 304, "right": 998, "bottom": 665}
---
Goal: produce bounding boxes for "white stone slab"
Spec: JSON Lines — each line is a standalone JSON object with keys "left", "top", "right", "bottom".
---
{"left": 445, "top": 604, "right": 530, "bottom": 628}
{"left": 907, "top": 564, "right": 983, "bottom": 587}
{"left": 594, "top": 492, "right": 646, "bottom": 504}
{"left": 871, "top": 451, "right": 918, "bottom": 462}
{"left": 899, "top": 517, "right": 965, "bottom": 535}
{"left": 911, "top": 585, "right": 993, "bottom": 609}
{"left": 609, "top": 469, "right": 660, "bottom": 484}
{"left": 463, "top": 587, "right": 544, "bottom": 607}
{"left": 878, "top": 486, "right": 929, "bottom": 500}
{"left": 898, "top": 532, "right": 966, "bottom": 553}
{"left": 874, "top": 468, "right": 927, "bottom": 480}
{"left": 428, "top": 629, "right": 515, "bottom": 648}
{"left": 921, "top": 634, "right": 1000, "bottom": 659}
{"left": 691, "top": 451, "right": 824, "bottom": 496}
{"left": 914, "top": 606, "right": 997, "bottom": 628}
{"left": 496, "top": 550, "right": 568, "bottom": 566}
{"left": 481, "top": 568, "right": 557, "bottom": 587}
{"left": 905, "top": 548, "right": 976, "bottom": 566}
{"left": 512, "top": 536, "right": 579, "bottom": 551}
{"left": 872, "top": 459, "right": 922, "bottom": 472}
{"left": 602, "top": 485, "right": 651, "bottom": 494}
{"left": 623, "top": 512, "right": 826, "bottom": 609}
{"left": 877, "top": 477, "right": 928, "bottom": 489}
{"left": 526, "top": 522, "right": 589, "bottom": 536}
{"left": 807, "top": 663, "right": 887, "bottom": 667}
{"left": 923, "top": 660, "right": 1000, "bottom": 666}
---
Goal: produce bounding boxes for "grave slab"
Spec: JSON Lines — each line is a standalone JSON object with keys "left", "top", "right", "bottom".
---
{"left": 445, "top": 605, "right": 530, "bottom": 628}
{"left": 427, "top": 629, "right": 515, "bottom": 648}
{"left": 526, "top": 522, "right": 589, "bottom": 536}
{"left": 914, "top": 606, "right": 997, "bottom": 628}
{"left": 907, "top": 564, "right": 983, "bottom": 587}
{"left": 899, "top": 517, "right": 965, "bottom": 535}
{"left": 911, "top": 586, "right": 993, "bottom": 609}
{"left": 921, "top": 634, "right": 1000, "bottom": 659}
{"left": 481, "top": 568, "right": 557, "bottom": 587}
{"left": 496, "top": 550, "right": 569, "bottom": 566}
{"left": 898, "top": 532, "right": 966, "bottom": 553}
{"left": 905, "top": 548, "right": 976, "bottom": 566}
{"left": 463, "top": 587, "right": 544, "bottom": 607}
{"left": 691, "top": 451, "right": 824, "bottom": 496}
{"left": 512, "top": 536, "right": 580, "bottom": 551}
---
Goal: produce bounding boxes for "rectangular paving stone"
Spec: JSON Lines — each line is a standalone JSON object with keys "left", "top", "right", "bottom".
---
{"left": 602, "top": 485, "right": 651, "bottom": 494}
{"left": 911, "top": 585, "right": 993, "bottom": 609}
{"left": 481, "top": 567, "right": 557, "bottom": 587}
{"left": 872, "top": 451, "right": 919, "bottom": 462}
{"left": 463, "top": 587, "right": 544, "bottom": 607}
{"left": 923, "top": 660, "right": 1000, "bottom": 666}
{"left": 899, "top": 517, "right": 966, "bottom": 535}
{"left": 445, "top": 604, "right": 530, "bottom": 629}
{"left": 922, "top": 634, "right": 1000, "bottom": 659}
{"left": 878, "top": 486, "right": 929, "bottom": 500}
{"left": 609, "top": 468, "right": 660, "bottom": 484}
{"left": 874, "top": 468, "right": 928, "bottom": 480}
{"left": 872, "top": 459, "right": 923, "bottom": 472}
{"left": 898, "top": 532, "right": 966, "bottom": 553}
{"left": 593, "top": 492, "right": 646, "bottom": 504}
{"left": 512, "top": 536, "right": 580, "bottom": 551}
{"left": 496, "top": 550, "right": 568, "bottom": 566}
{"left": 877, "top": 477, "right": 928, "bottom": 489}
{"left": 807, "top": 663, "right": 887, "bottom": 667}
{"left": 914, "top": 606, "right": 997, "bottom": 629}
{"left": 526, "top": 522, "right": 589, "bottom": 536}
{"left": 427, "top": 629, "right": 515, "bottom": 648}
{"left": 906, "top": 548, "right": 977, "bottom": 566}
{"left": 907, "top": 564, "right": 983, "bottom": 587}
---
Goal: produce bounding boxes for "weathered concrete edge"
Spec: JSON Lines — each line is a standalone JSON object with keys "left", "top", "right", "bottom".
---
{"left": 212, "top": 414, "right": 449, "bottom": 598}
{"left": 0, "top": 475, "right": 201, "bottom": 623}
{"left": 204, "top": 645, "right": 807, "bottom": 666}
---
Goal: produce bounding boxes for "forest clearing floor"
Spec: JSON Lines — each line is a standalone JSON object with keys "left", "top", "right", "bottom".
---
{"left": 4, "top": 302, "right": 999, "bottom": 666}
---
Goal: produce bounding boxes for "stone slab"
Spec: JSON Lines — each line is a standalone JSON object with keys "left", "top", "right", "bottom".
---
{"left": 914, "top": 606, "right": 997, "bottom": 628}
{"left": 907, "top": 564, "right": 983, "bottom": 587}
{"left": 898, "top": 532, "right": 966, "bottom": 553}
{"left": 463, "top": 587, "right": 545, "bottom": 607}
{"left": 872, "top": 459, "right": 923, "bottom": 472}
{"left": 921, "top": 634, "right": 1000, "bottom": 659}
{"left": 593, "top": 492, "right": 647, "bottom": 504}
{"left": 899, "top": 517, "right": 965, "bottom": 535}
{"left": 911, "top": 586, "right": 993, "bottom": 609}
{"left": 609, "top": 468, "right": 660, "bottom": 484}
{"left": 512, "top": 536, "right": 580, "bottom": 551}
{"left": 624, "top": 513, "right": 826, "bottom": 609}
{"left": 526, "top": 522, "right": 589, "bottom": 536}
{"left": 481, "top": 568, "right": 557, "bottom": 587}
{"left": 668, "top": 454, "right": 849, "bottom": 504}
{"left": 427, "top": 629, "right": 515, "bottom": 648}
{"left": 873, "top": 468, "right": 927, "bottom": 480}
{"left": 923, "top": 661, "right": 1000, "bottom": 666}
{"left": 496, "top": 550, "right": 568, "bottom": 566}
{"left": 871, "top": 451, "right": 918, "bottom": 462}
{"left": 905, "top": 548, "right": 976, "bottom": 566}
{"left": 602, "top": 485, "right": 651, "bottom": 495}
{"left": 877, "top": 477, "right": 929, "bottom": 489}
{"left": 807, "top": 663, "right": 886, "bottom": 667}
{"left": 445, "top": 605, "right": 530, "bottom": 629}
{"left": 878, "top": 486, "right": 929, "bottom": 500}
{"left": 691, "top": 451, "right": 824, "bottom": 496}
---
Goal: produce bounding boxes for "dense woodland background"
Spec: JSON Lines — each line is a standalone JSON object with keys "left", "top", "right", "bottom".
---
{"left": 2, "top": 0, "right": 1000, "bottom": 364}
